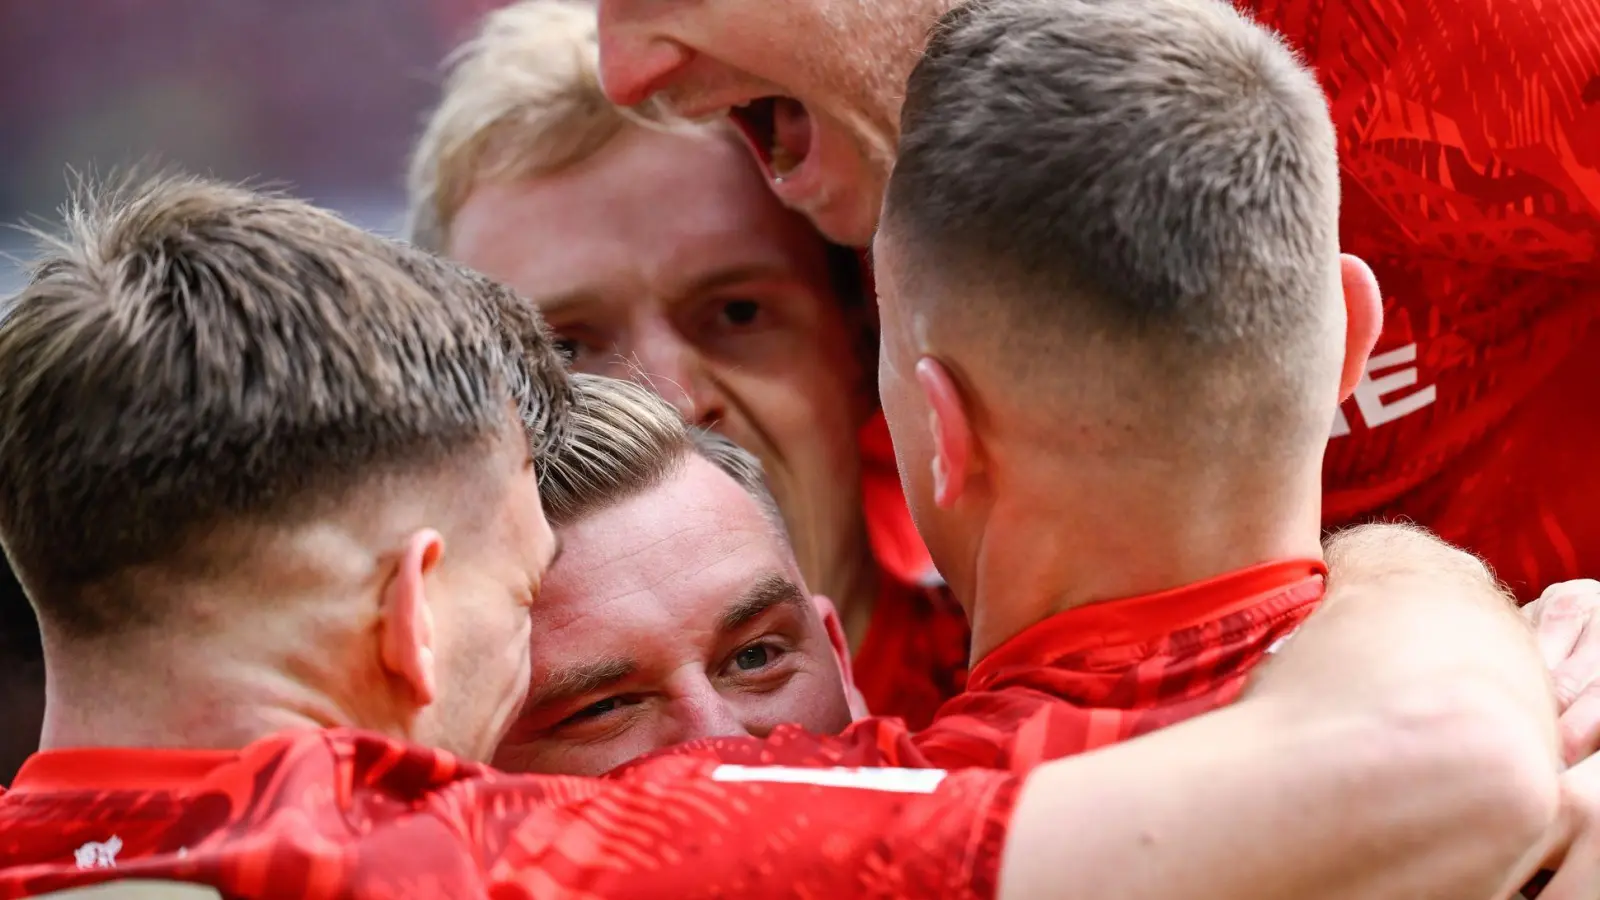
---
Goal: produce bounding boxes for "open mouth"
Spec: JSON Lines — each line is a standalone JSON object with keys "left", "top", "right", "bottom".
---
{"left": 729, "top": 97, "right": 813, "bottom": 181}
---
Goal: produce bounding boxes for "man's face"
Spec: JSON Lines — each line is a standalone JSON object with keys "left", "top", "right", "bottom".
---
{"left": 870, "top": 229, "right": 948, "bottom": 576}
{"left": 414, "top": 420, "right": 559, "bottom": 763}
{"left": 594, "top": 0, "right": 947, "bottom": 246}
{"left": 451, "top": 125, "right": 872, "bottom": 591}
{"left": 492, "top": 455, "right": 855, "bottom": 776}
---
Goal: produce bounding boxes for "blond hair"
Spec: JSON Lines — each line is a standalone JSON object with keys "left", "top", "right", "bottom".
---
{"left": 0, "top": 172, "right": 572, "bottom": 637}
{"left": 540, "top": 374, "right": 783, "bottom": 532}
{"left": 405, "top": 0, "right": 707, "bottom": 251}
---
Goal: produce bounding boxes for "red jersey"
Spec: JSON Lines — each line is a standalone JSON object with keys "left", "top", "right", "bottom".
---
{"left": 0, "top": 724, "right": 1016, "bottom": 899}
{"left": 856, "top": 319, "right": 971, "bottom": 729}
{"left": 852, "top": 572, "right": 972, "bottom": 730}
{"left": 1242, "top": 0, "right": 1600, "bottom": 599}
{"left": 915, "top": 560, "right": 1326, "bottom": 772}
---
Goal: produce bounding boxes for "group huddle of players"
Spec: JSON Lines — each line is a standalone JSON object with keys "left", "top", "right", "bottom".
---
{"left": 0, "top": 0, "right": 1597, "bottom": 897}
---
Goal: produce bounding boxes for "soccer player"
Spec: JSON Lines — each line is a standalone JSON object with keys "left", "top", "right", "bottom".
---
{"left": 406, "top": 0, "right": 968, "bottom": 728}
{"left": 0, "top": 173, "right": 1573, "bottom": 899}
{"left": 495, "top": 374, "right": 861, "bottom": 776}
{"left": 593, "top": 0, "right": 1600, "bottom": 601}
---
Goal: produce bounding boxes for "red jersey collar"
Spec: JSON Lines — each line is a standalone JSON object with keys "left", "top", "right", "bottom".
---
{"left": 10, "top": 747, "right": 236, "bottom": 793}
{"left": 969, "top": 559, "right": 1326, "bottom": 690}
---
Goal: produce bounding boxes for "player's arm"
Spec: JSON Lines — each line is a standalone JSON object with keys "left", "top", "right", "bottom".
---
{"left": 999, "top": 523, "right": 1561, "bottom": 900}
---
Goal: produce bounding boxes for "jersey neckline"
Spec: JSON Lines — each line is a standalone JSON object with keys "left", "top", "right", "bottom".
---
{"left": 968, "top": 558, "right": 1326, "bottom": 690}
{"left": 10, "top": 745, "right": 238, "bottom": 793}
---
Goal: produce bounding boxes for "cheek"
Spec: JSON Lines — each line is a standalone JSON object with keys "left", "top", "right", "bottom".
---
{"left": 878, "top": 375, "right": 920, "bottom": 457}
{"left": 737, "top": 668, "right": 853, "bottom": 736}
{"left": 718, "top": 366, "right": 864, "bottom": 469}
{"left": 489, "top": 740, "right": 542, "bottom": 775}
{"left": 565, "top": 727, "right": 668, "bottom": 777}
{"left": 491, "top": 723, "right": 663, "bottom": 776}
{"left": 491, "top": 606, "right": 533, "bottom": 695}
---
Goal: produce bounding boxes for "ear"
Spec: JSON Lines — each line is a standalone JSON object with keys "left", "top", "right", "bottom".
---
{"left": 379, "top": 529, "right": 445, "bottom": 710}
{"left": 1338, "top": 254, "right": 1384, "bottom": 401}
{"left": 810, "top": 594, "right": 870, "bottom": 720}
{"left": 914, "top": 357, "right": 974, "bottom": 510}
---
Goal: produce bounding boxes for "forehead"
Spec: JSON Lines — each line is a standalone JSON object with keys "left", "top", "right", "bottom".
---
{"left": 532, "top": 455, "right": 799, "bottom": 648}
{"left": 449, "top": 125, "right": 825, "bottom": 303}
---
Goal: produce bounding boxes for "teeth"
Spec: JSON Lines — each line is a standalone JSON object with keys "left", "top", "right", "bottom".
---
{"left": 771, "top": 144, "right": 798, "bottom": 177}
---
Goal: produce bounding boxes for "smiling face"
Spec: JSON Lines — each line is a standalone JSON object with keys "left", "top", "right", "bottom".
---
{"left": 492, "top": 454, "right": 855, "bottom": 776}
{"left": 594, "top": 0, "right": 951, "bottom": 245}
{"left": 450, "top": 123, "right": 873, "bottom": 596}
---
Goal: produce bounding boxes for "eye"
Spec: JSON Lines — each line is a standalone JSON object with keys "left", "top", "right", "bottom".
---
{"left": 562, "top": 697, "right": 622, "bottom": 725}
{"left": 733, "top": 643, "right": 778, "bottom": 671}
{"left": 720, "top": 299, "right": 761, "bottom": 327}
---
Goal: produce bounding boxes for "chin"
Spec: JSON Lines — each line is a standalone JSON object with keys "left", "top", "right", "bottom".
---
{"left": 806, "top": 197, "right": 879, "bottom": 249}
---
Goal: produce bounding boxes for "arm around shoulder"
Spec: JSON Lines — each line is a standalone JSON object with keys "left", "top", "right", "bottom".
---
{"left": 997, "top": 523, "right": 1561, "bottom": 900}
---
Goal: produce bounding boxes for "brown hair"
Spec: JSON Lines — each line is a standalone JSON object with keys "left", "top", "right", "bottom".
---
{"left": 884, "top": 0, "right": 1342, "bottom": 451}
{"left": 538, "top": 374, "right": 784, "bottom": 532}
{"left": 0, "top": 172, "right": 573, "bottom": 638}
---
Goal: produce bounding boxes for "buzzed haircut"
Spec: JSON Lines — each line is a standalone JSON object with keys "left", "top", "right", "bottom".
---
{"left": 538, "top": 374, "right": 786, "bottom": 533}
{"left": 0, "top": 173, "right": 572, "bottom": 639}
{"left": 884, "top": 0, "right": 1342, "bottom": 448}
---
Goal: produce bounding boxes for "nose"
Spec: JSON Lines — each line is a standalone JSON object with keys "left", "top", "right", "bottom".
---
{"left": 669, "top": 688, "right": 749, "bottom": 741}
{"left": 595, "top": 1, "right": 693, "bottom": 107}
{"left": 629, "top": 327, "right": 727, "bottom": 429}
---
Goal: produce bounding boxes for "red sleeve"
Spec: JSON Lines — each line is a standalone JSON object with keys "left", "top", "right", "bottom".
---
{"left": 482, "top": 756, "right": 1017, "bottom": 900}
{"left": 432, "top": 722, "right": 1013, "bottom": 899}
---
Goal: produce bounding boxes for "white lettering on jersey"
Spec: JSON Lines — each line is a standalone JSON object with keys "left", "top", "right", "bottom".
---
{"left": 1330, "top": 343, "right": 1438, "bottom": 438}
{"left": 35, "top": 881, "right": 223, "bottom": 899}
{"left": 711, "top": 764, "right": 948, "bottom": 794}
{"left": 73, "top": 835, "right": 122, "bottom": 870}
{"left": 1264, "top": 628, "right": 1301, "bottom": 656}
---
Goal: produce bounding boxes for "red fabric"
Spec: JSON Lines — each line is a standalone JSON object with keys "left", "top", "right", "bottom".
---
{"left": 0, "top": 725, "right": 1016, "bottom": 899}
{"left": 854, "top": 253, "right": 967, "bottom": 728}
{"left": 914, "top": 561, "right": 1327, "bottom": 772}
{"left": 859, "top": 410, "right": 940, "bottom": 586}
{"left": 1242, "top": 0, "right": 1600, "bottom": 599}
{"left": 854, "top": 2, "right": 1600, "bottom": 600}
{"left": 853, "top": 576, "right": 972, "bottom": 729}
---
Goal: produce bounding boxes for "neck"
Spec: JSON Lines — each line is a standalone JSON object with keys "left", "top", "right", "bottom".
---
{"left": 37, "top": 617, "right": 391, "bottom": 752}
{"left": 964, "top": 454, "right": 1324, "bottom": 662}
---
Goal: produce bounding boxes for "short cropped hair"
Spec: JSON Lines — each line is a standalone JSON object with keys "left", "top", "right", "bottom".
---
{"left": 0, "top": 173, "right": 573, "bottom": 638}
{"left": 538, "top": 374, "right": 785, "bottom": 532}
{"left": 404, "top": 0, "right": 690, "bottom": 251}
{"left": 884, "top": 0, "right": 1342, "bottom": 448}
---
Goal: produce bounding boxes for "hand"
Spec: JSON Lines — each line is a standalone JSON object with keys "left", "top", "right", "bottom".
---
{"left": 1527, "top": 580, "right": 1600, "bottom": 764}
{"left": 1519, "top": 750, "right": 1600, "bottom": 900}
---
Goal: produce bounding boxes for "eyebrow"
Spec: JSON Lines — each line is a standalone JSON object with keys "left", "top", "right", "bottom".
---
{"left": 719, "top": 573, "right": 809, "bottom": 634}
{"left": 536, "top": 263, "right": 791, "bottom": 317}
{"left": 533, "top": 289, "right": 603, "bottom": 318}
{"left": 687, "top": 262, "right": 789, "bottom": 297}
{"left": 523, "top": 656, "right": 637, "bottom": 712}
